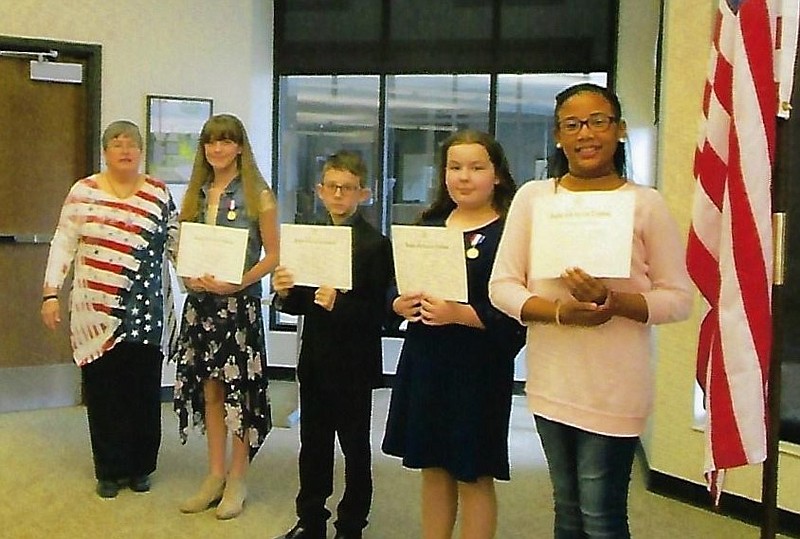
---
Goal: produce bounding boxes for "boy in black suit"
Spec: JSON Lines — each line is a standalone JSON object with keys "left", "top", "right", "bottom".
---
{"left": 272, "top": 151, "right": 394, "bottom": 539}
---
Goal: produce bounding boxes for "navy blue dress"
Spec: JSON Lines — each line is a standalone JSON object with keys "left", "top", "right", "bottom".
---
{"left": 382, "top": 217, "right": 524, "bottom": 482}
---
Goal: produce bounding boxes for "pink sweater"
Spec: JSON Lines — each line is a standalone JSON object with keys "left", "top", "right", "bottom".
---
{"left": 489, "top": 179, "right": 692, "bottom": 436}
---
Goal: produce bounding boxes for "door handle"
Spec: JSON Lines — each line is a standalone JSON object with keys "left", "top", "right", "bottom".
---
{"left": 0, "top": 234, "right": 54, "bottom": 244}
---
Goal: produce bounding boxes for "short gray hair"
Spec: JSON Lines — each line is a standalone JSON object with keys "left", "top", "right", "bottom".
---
{"left": 102, "top": 120, "right": 143, "bottom": 150}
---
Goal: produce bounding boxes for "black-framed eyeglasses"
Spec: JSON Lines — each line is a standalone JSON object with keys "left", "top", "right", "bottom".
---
{"left": 557, "top": 113, "right": 617, "bottom": 135}
{"left": 320, "top": 182, "right": 361, "bottom": 195}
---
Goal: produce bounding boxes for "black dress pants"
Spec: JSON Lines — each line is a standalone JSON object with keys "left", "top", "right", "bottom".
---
{"left": 81, "top": 342, "right": 163, "bottom": 481}
{"left": 296, "top": 384, "right": 373, "bottom": 534}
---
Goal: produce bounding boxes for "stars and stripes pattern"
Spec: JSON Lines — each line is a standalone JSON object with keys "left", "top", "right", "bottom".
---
{"left": 685, "top": 0, "right": 781, "bottom": 503}
{"left": 44, "top": 175, "right": 178, "bottom": 366}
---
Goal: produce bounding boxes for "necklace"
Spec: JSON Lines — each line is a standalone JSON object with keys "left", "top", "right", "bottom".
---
{"left": 558, "top": 173, "right": 625, "bottom": 192}
{"left": 103, "top": 173, "right": 141, "bottom": 199}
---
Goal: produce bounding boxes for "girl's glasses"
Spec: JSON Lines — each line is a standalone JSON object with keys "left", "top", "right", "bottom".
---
{"left": 557, "top": 113, "right": 617, "bottom": 135}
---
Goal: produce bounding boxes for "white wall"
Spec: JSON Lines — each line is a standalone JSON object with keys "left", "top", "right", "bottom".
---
{"left": 616, "top": 0, "right": 660, "bottom": 189}
{"left": 615, "top": 0, "right": 662, "bottom": 456}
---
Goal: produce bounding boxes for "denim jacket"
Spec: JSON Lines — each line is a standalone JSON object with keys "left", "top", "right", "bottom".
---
{"left": 198, "top": 176, "right": 265, "bottom": 297}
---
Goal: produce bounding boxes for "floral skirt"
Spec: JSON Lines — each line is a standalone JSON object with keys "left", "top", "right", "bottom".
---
{"left": 173, "top": 293, "right": 272, "bottom": 460}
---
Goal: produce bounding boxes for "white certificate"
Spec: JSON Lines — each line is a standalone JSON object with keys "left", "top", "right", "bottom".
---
{"left": 280, "top": 224, "right": 352, "bottom": 290}
{"left": 391, "top": 225, "right": 468, "bottom": 302}
{"left": 176, "top": 222, "right": 249, "bottom": 284}
{"left": 531, "top": 190, "right": 635, "bottom": 278}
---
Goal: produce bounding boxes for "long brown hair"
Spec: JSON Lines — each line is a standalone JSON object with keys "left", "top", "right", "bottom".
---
{"left": 179, "top": 114, "right": 268, "bottom": 221}
{"left": 421, "top": 129, "right": 516, "bottom": 222}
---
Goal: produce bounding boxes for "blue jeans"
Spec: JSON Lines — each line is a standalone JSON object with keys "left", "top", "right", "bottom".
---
{"left": 535, "top": 416, "right": 638, "bottom": 539}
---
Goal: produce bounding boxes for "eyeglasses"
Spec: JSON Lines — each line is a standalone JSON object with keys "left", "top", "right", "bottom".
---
{"left": 557, "top": 113, "right": 617, "bottom": 135}
{"left": 107, "top": 141, "right": 141, "bottom": 151}
{"left": 321, "top": 182, "right": 362, "bottom": 195}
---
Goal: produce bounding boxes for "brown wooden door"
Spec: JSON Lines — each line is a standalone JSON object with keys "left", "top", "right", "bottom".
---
{"left": 0, "top": 36, "right": 100, "bottom": 411}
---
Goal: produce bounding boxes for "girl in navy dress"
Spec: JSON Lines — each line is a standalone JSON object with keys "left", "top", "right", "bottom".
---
{"left": 383, "top": 130, "right": 524, "bottom": 539}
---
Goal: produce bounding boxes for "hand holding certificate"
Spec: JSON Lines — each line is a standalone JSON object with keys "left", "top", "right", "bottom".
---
{"left": 280, "top": 224, "right": 352, "bottom": 290}
{"left": 176, "top": 222, "right": 249, "bottom": 284}
{"left": 531, "top": 190, "right": 635, "bottom": 278}
{"left": 391, "top": 225, "right": 468, "bottom": 302}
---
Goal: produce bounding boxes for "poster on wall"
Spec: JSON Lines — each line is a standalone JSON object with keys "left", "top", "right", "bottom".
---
{"left": 145, "top": 95, "right": 213, "bottom": 184}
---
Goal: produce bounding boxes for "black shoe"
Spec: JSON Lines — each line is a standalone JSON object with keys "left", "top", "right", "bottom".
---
{"left": 333, "top": 531, "right": 362, "bottom": 539}
{"left": 276, "top": 522, "right": 327, "bottom": 539}
{"left": 129, "top": 474, "right": 151, "bottom": 492}
{"left": 96, "top": 479, "right": 120, "bottom": 499}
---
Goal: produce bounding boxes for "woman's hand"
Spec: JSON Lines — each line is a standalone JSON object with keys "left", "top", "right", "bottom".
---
{"left": 561, "top": 267, "right": 609, "bottom": 305}
{"left": 393, "top": 292, "right": 423, "bottom": 322}
{"left": 41, "top": 298, "right": 61, "bottom": 330}
{"left": 197, "top": 274, "right": 241, "bottom": 296}
{"left": 183, "top": 277, "right": 206, "bottom": 293}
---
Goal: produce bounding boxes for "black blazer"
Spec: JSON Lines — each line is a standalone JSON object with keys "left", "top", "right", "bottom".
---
{"left": 273, "top": 212, "right": 394, "bottom": 390}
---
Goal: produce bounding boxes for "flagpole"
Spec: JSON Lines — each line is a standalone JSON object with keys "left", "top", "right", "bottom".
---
{"left": 762, "top": 18, "right": 800, "bottom": 528}
{"left": 761, "top": 212, "right": 783, "bottom": 539}
{"left": 761, "top": 100, "right": 793, "bottom": 537}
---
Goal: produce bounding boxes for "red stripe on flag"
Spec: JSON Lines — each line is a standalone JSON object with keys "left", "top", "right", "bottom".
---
{"left": 85, "top": 214, "right": 144, "bottom": 234}
{"left": 83, "top": 236, "right": 134, "bottom": 254}
{"left": 101, "top": 199, "right": 150, "bottom": 219}
{"left": 87, "top": 279, "right": 119, "bottom": 295}
{"left": 694, "top": 143, "right": 727, "bottom": 209}
{"left": 144, "top": 176, "right": 166, "bottom": 189}
{"left": 137, "top": 190, "right": 159, "bottom": 204}
{"left": 702, "top": 81, "right": 713, "bottom": 118}
{"left": 740, "top": 0, "right": 777, "bottom": 155}
{"left": 726, "top": 136, "right": 772, "bottom": 366}
{"left": 686, "top": 227, "right": 720, "bottom": 304}
{"left": 83, "top": 257, "right": 125, "bottom": 274}
{"left": 708, "top": 345, "right": 749, "bottom": 466}
{"left": 92, "top": 302, "right": 113, "bottom": 314}
{"left": 712, "top": 7, "right": 724, "bottom": 51}
{"left": 694, "top": 311, "right": 717, "bottom": 391}
{"left": 713, "top": 58, "right": 734, "bottom": 114}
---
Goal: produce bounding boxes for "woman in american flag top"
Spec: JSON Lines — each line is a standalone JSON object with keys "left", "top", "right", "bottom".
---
{"left": 41, "top": 120, "right": 178, "bottom": 499}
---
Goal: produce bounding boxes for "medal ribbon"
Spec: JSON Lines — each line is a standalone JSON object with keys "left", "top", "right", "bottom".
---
{"left": 467, "top": 233, "right": 485, "bottom": 250}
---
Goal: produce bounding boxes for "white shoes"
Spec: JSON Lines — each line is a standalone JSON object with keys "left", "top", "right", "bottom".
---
{"left": 179, "top": 474, "right": 225, "bottom": 513}
{"left": 215, "top": 476, "right": 247, "bottom": 520}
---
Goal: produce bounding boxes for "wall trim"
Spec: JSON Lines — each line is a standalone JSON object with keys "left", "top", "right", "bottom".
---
{"left": 647, "top": 469, "right": 800, "bottom": 537}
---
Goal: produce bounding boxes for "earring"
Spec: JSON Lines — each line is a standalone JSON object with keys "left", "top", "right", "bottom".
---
{"left": 618, "top": 138, "right": 625, "bottom": 143}
{"left": 555, "top": 142, "right": 562, "bottom": 149}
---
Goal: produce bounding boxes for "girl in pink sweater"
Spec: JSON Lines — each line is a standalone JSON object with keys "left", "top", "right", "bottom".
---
{"left": 489, "top": 83, "right": 692, "bottom": 538}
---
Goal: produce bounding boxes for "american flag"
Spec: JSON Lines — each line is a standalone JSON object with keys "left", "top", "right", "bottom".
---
{"left": 686, "top": 0, "right": 787, "bottom": 504}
